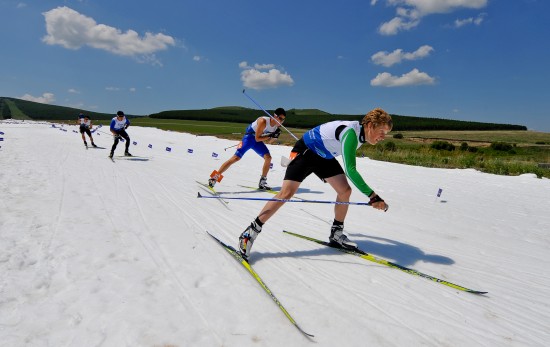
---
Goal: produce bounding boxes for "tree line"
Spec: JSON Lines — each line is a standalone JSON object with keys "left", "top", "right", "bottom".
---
{"left": 0, "top": 97, "right": 527, "bottom": 131}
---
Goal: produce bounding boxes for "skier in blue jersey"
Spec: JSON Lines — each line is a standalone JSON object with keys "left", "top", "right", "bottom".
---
{"left": 109, "top": 111, "right": 132, "bottom": 158}
{"left": 207, "top": 108, "right": 286, "bottom": 190}
{"left": 238, "top": 108, "right": 393, "bottom": 259}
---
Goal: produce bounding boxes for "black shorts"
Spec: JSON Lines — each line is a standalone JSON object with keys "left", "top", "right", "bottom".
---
{"left": 284, "top": 139, "right": 344, "bottom": 182}
{"left": 79, "top": 125, "right": 91, "bottom": 136}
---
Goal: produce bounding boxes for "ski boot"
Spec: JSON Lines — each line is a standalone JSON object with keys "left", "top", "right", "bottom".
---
{"left": 258, "top": 176, "right": 271, "bottom": 190}
{"left": 239, "top": 220, "right": 262, "bottom": 259}
{"left": 208, "top": 170, "right": 223, "bottom": 188}
{"left": 329, "top": 224, "right": 357, "bottom": 249}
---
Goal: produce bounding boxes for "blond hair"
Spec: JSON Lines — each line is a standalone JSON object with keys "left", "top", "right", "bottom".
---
{"left": 361, "top": 108, "right": 393, "bottom": 130}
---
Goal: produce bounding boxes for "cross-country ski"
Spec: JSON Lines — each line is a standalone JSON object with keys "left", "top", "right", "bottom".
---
{"left": 206, "top": 231, "right": 314, "bottom": 338}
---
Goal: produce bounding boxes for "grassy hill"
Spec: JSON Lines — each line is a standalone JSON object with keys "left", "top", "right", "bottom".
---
{"left": 148, "top": 108, "right": 527, "bottom": 131}
{"left": 0, "top": 97, "right": 115, "bottom": 121}
{"left": 1, "top": 96, "right": 528, "bottom": 131}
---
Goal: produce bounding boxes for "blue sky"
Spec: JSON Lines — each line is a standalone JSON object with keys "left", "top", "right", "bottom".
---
{"left": 1, "top": 0, "right": 549, "bottom": 131}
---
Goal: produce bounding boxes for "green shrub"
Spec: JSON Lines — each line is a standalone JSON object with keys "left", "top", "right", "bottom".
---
{"left": 393, "top": 133, "right": 404, "bottom": 139}
{"left": 384, "top": 141, "right": 397, "bottom": 152}
{"left": 490, "top": 142, "right": 513, "bottom": 151}
{"left": 431, "top": 141, "right": 455, "bottom": 151}
{"left": 460, "top": 142, "right": 469, "bottom": 151}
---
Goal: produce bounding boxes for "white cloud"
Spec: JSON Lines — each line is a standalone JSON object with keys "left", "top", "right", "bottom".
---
{"left": 42, "top": 6, "right": 176, "bottom": 63}
{"left": 129, "top": 88, "right": 136, "bottom": 92}
{"left": 105, "top": 87, "right": 121, "bottom": 91}
{"left": 454, "top": 13, "right": 486, "bottom": 28}
{"left": 66, "top": 101, "right": 85, "bottom": 109}
{"left": 241, "top": 69, "right": 295, "bottom": 90}
{"left": 386, "top": 0, "right": 488, "bottom": 16}
{"left": 254, "top": 63, "right": 275, "bottom": 70}
{"left": 371, "top": 45, "right": 434, "bottom": 67}
{"left": 374, "top": 0, "right": 488, "bottom": 35}
{"left": 67, "top": 88, "right": 80, "bottom": 94}
{"left": 238, "top": 62, "right": 276, "bottom": 70}
{"left": 135, "top": 54, "right": 164, "bottom": 67}
{"left": 20, "top": 92, "right": 56, "bottom": 104}
{"left": 239, "top": 61, "right": 294, "bottom": 90}
{"left": 370, "top": 68, "right": 435, "bottom": 87}
{"left": 378, "top": 16, "right": 420, "bottom": 36}
{"left": 17, "top": 3, "right": 27, "bottom": 9}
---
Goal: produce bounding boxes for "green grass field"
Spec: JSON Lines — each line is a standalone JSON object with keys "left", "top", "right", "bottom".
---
{"left": 362, "top": 131, "right": 550, "bottom": 178}
{"left": 4, "top": 99, "right": 32, "bottom": 120}
{"left": 399, "top": 130, "right": 550, "bottom": 145}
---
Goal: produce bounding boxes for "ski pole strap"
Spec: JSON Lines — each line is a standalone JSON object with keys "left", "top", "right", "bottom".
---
{"left": 368, "top": 193, "right": 388, "bottom": 212}
{"left": 368, "top": 194, "right": 384, "bottom": 204}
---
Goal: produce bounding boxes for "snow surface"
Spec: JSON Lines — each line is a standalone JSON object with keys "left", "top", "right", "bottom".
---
{"left": 1, "top": 120, "right": 549, "bottom": 347}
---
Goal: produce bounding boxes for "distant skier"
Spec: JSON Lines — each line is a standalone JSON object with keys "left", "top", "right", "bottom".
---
{"left": 238, "top": 108, "right": 392, "bottom": 259}
{"left": 207, "top": 107, "right": 286, "bottom": 190}
{"left": 109, "top": 111, "right": 132, "bottom": 158}
{"left": 77, "top": 112, "right": 97, "bottom": 148}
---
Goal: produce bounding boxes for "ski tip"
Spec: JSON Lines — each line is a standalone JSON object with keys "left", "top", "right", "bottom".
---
{"left": 293, "top": 324, "right": 314, "bottom": 338}
{"left": 197, "top": 192, "right": 203, "bottom": 198}
{"left": 471, "top": 290, "right": 488, "bottom": 295}
{"left": 303, "top": 331, "right": 315, "bottom": 338}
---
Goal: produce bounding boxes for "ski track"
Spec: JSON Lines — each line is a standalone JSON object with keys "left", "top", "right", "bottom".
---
{"left": 121, "top": 172, "right": 223, "bottom": 345}
{"left": 2, "top": 121, "right": 550, "bottom": 346}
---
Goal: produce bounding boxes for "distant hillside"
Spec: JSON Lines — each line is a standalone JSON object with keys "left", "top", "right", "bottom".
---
{"left": 0, "top": 96, "right": 527, "bottom": 131}
{"left": 149, "top": 108, "right": 527, "bottom": 131}
{"left": 0, "top": 97, "right": 116, "bottom": 121}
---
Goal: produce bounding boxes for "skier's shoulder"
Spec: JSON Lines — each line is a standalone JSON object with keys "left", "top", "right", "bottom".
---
{"left": 256, "top": 116, "right": 268, "bottom": 124}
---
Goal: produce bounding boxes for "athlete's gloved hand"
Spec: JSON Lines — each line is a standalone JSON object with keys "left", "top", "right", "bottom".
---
{"left": 270, "top": 128, "right": 281, "bottom": 138}
{"left": 369, "top": 192, "right": 389, "bottom": 212}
